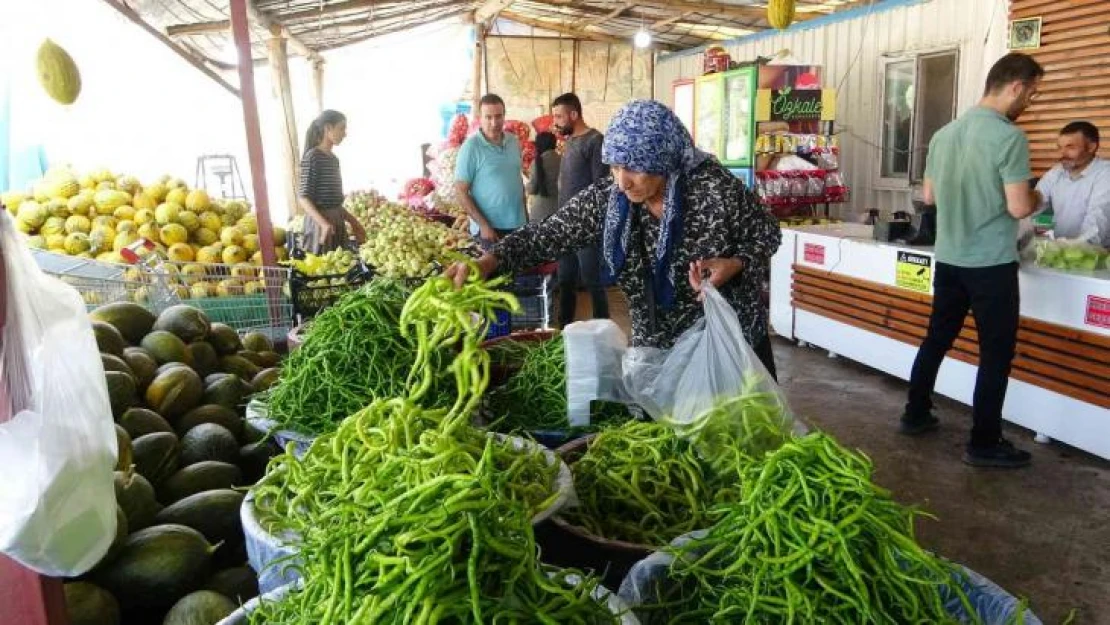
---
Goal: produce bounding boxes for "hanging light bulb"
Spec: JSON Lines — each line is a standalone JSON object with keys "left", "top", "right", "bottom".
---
{"left": 634, "top": 27, "right": 652, "bottom": 48}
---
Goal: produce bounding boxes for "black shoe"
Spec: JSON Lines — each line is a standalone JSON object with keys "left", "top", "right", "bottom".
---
{"left": 962, "top": 439, "right": 1031, "bottom": 468}
{"left": 899, "top": 412, "right": 939, "bottom": 435}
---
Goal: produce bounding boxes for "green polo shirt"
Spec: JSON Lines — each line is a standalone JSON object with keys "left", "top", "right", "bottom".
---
{"left": 926, "top": 106, "right": 1031, "bottom": 267}
{"left": 455, "top": 131, "right": 525, "bottom": 235}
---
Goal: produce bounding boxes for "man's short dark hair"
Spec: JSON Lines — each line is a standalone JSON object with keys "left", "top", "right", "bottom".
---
{"left": 983, "top": 53, "right": 1045, "bottom": 95}
{"left": 479, "top": 93, "right": 505, "bottom": 108}
{"left": 552, "top": 93, "right": 583, "bottom": 115}
{"left": 1060, "top": 121, "right": 1099, "bottom": 146}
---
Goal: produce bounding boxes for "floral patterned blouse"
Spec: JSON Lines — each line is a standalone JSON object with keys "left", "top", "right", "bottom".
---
{"left": 492, "top": 160, "right": 782, "bottom": 348}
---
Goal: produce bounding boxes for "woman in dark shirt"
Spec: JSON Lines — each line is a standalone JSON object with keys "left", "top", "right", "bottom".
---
{"left": 298, "top": 110, "right": 365, "bottom": 253}
{"left": 446, "top": 100, "right": 782, "bottom": 375}
{"left": 526, "top": 131, "right": 561, "bottom": 222}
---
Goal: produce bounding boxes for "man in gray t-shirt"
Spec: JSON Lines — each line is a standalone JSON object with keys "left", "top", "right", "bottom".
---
{"left": 552, "top": 92, "right": 610, "bottom": 326}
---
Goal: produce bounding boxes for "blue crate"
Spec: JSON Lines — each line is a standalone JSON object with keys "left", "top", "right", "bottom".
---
{"left": 486, "top": 309, "right": 512, "bottom": 339}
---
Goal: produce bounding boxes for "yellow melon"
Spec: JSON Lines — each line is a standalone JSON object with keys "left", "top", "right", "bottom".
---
{"left": 219, "top": 213, "right": 236, "bottom": 228}
{"left": 25, "top": 235, "right": 46, "bottom": 249}
{"left": 767, "top": 0, "right": 795, "bottom": 29}
{"left": 189, "top": 282, "right": 213, "bottom": 299}
{"left": 185, "top": 189, "right": 211, "bottom": 212}
{"left": 2, "top": 192, "right": 28, "bottom": 213}
{"left": 64, "top": 215, "right": 91, "bottom": 234}
{"left": 215, "top": 279, "right": 242, "bottom": 297}
{"left": 132, "top": 191, "right": 157, "bottom": 211}
{"left": 45, "top": 233, "right": 66, "bottom": 250}
{"left": 79, "top": 174, "right": 96, "bottom": 190}
{"left": 275, "top": 247, "right": 288, "bottom": 262}
{"left": 116, "top": 220, "right": 136, "bottom": 234}
{"left": 231, "top": 263, "right": 256, "bottom": 280}
{"left": 250, "top": 251, "right": 264, "bottom": 265}
{"left": 137, "top": 222, "right": 161, "bottom": 244}
{"left": 36, "top": 39, "right": 82, "bottom": 104}
{"left": 243, "top": 280, "right": 265, "bottom": 296}
{"left": 90, "top": 226, "right": 116, "bottom": 253}
{"left": 221, "top": 245, "right": 247, "bottom": 265}
{"left": 17, "top": 200, "right": 47, "bottom": 229}
{"left": 94, "top": 189, "right": 131, "bottom": 214}
{"left": 219, "top": 227, "right": 244, "bottom": 247}
{"left": 64, "top": 232, "right": 91, "bottom": 255}
{"left": 134, "top": 208, "right": 155, "bottom": 225}
{"left": 198, "top": 211, "right": 222, "bottom": 231}
{"left": 113, "top": 230, "right": 139, "bottom": 252}
{"left": 193, "top": 227, "right": 218, "bottom": 246}
{"left": 92, "top": 216, "right": 118, "bottom": 230}
{"left": 113, "top": 205, "right": 136, "bottom": 221}
{"left": 165, "top": 188, "right": 187, "bottom": 207}
{"left": 160, "top": 223, "right": 188, "bottom": 246}
{"left": 116, "top": 176, "right": 141, "bottom": 196}
{"left": 133, "top": 286, "right": 151, "bottom": 304}
{"left": 167, "top": 243, "right": 194, "bottom": 263}
{"left": 177, "top": 210, "right": 200, "bottom": 232}
{"left": 40, "top": 216, "right": 65, "bottom": 236}
{"left": 242, "top": 233, "right": 260, "bottom": 254}
{"left": 181, "top": 263, "right": 206, "bottom": 278}
{"left": 96, "top": 251, "right": 125, "bottom": 265}
{"left": 43, "top": 199, "right": 68, "bottom": 219}
{"left": 67, "top": 191, "right": 94, "bottom": 214}
{"left": 236, "top": 215, "right": 258, "bottom": 235}
{"left": 272, "top": 227, "right": 287, "bottom": 246}
{"left": 155, "top": 202, "right": 181, "bottom": 225}
{"left": 14, "top": 218, "right": 33, "bottom": 234}
{"left": 144, "top": 183, "right": 168, "bottom": 204}
{"left": 196, "top": 246, "right": 221, "bottom": 264}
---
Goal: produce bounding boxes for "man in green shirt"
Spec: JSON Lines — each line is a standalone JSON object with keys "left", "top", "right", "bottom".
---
{"left": 900, "top": 53, "right": 1043, "bottom": 469}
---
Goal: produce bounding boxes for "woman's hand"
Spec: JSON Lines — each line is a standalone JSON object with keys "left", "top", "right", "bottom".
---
{"left": 688, "top": 257, "right": 745, "bottom": 297}
{"left": 348, "top": 217, "right": 367, "bottom": 244}
{"left": 315, "top": 217, "right": 334, "bottom": 245}
{"left": 444, "top": 253, "right": 498, "bottom": 289}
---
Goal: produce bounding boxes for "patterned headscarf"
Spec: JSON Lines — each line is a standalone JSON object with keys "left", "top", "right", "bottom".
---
{"left": 600, "top": 99, "right": 711, "bottom": 310}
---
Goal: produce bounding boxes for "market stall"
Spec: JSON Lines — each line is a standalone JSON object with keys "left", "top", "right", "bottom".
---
{"left": 770, "top": 223, "right": 1110, "bottom": 459}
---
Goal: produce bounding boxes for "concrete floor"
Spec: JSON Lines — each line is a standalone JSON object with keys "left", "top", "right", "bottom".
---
{"left": 563, "top": 290, "right": 1110, "bottom": 624}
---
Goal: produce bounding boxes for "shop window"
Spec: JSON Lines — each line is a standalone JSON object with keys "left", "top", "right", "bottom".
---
{"left": 878, "top": 49, "right": 959, "bottom": 186}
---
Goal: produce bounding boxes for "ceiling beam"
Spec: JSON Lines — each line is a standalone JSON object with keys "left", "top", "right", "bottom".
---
{"left": 576, "top": 1, "right": 632, "bottom": 29}
{"left": 475, "top": 0, "right": 517, "bottom": 22}
{"left": 246, "top": 1, "right": 324, "bottom": 63}
{"left": 99, "top": 0, "right": 240, "bottom": 98}
{"left": 653, "top": 10, "right": 694, "bottom": 29}
{"left": 499, "top": 9, "right": 676, "bottom": 50}
{"left": 316, "top": 6, "right": 471, "bottom": 50}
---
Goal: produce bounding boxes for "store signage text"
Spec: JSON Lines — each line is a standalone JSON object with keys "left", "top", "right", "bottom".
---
{"left": 895, "top": 251, "right": 932, "bottom": 293}
{"left": 770, "top": 88, "right": 824, "bottom": 122}
{"left": 804, "top": 243, "right": 826, "bottom": 265}
{"left": 1086, "top": 295, "right": 1110, "bottom": 330}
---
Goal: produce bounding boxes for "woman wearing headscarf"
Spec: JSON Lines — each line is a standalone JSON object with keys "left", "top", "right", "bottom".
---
{"left": 446, "top": 100, "right": 782, "bottom": 375}
{"left": 526, "top": 131, "right": 561, "bottom": 223}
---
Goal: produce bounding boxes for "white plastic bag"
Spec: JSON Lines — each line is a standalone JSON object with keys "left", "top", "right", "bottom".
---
{"left": 0, "top": 211, "right": 118, "bottom": 576}
{"left": 622, "top": 284, "right": 797, "bottom": 459}
{"left": 563, "top": 320, "right": 630, "bottom": 427}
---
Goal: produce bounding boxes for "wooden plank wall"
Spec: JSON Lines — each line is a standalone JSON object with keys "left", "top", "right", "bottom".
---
{"left": 1010, "top": 0, "right": 1110, "bottom": 175}
{"left": 791, "top": 265, "right": 1110, "bottom": 409}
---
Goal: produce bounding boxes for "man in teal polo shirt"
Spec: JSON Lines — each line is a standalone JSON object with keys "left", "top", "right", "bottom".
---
{"left": 900, "top": 53, "right": 1044, "bottom": 469}
{"left": 454, "top": 93, "right": 526, "bottom": 248}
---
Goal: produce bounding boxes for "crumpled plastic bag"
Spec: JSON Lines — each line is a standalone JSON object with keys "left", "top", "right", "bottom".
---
{"left": 0, "top": 211, "right": 118, "bottom": 576}
{"left": 621, "top": 284, "right": 798, "bottom": 459}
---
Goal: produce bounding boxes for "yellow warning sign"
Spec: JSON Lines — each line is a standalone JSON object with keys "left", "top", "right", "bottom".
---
{"left": 895, "top": 251, "right": 932, "bottom": 293}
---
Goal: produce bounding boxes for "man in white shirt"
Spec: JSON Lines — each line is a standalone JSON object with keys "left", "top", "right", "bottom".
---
{"left": 1035, "top": 121, "right": 1110, "bottom": 247}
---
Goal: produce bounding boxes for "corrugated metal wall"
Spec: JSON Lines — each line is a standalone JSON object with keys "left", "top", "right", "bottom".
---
{"left": 654, "top": 0, "right": 1008, "bottom": 219}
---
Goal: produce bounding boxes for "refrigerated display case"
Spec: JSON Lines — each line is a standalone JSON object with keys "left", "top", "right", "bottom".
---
{"left": 694, "top": 66, "right": 757, "bottom": 168}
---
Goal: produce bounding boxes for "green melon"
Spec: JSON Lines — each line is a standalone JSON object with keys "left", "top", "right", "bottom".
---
{"left": 93, "top": 524, "right": 216, "bottom": 613}
{"left": 256, "top": 351, "right": 281, "bottom": 368}
{"left": 153, "top": 305, "right": 212, "bottom": 343}
{"left": 158, "top": 461, "right": 244, "bottom": 505}
{"left": 114, "top": 425, "right": 132, "bottom": 472}
{"left": 180, "top": 424, "right": 239, "bottom": 466}
{"left": 239, "top": 440, "right": 280, "bottom": 484}
{"left": 140, "top": 330, "right": 190, "bottom": 365}
{"left": 90, "top": 506, "right": 128, "bottom": 573}
{"left": 219, "top": 355, "right": 260, "bottom": 382}
{"left": 206, "top": 323, "right": 242, "bottom": 356}
{"left": 114, "top": 469, "right": 161, "bottom": 531}
{"left": 131, "top": 432, "right": 180, "bottom": 486}
{"left": 119, "top": 407, "right": 174, "bottom": 439}
{"left": 187, "top": 341, "right": 221, "bottom": 378}
{"left": 176, "top": 404, "right": 242, "bottom": 440}
{"left": 100, "top": 353, "right": 134, "bottom": 377}
{"left": 163, "top": 590, "right": 237, "bottom": 625}
{"left": 92, "top": 322, "right": 126, "bottom": 356}
{"left": 202, "top": 375, "right": 249, "bottom": 412}
{"left": 105, "top": 371, "right": 137, "bottom": 418}
{"left": 203, "top": 566, "right": 259, "bottom": 604}
{"left": 154, "top": 489, "right": 245, "bottom": 546}
{"left": 64, "top": 581, "right": 121, "bottom": 625}
{"left": 241, "top": 331, "right": 273, "bottom": 353}
{"left": 145, "top": 367, "right": 204, "bottom": 420}
{"left": 121, "top": 347, "right": 158, "bottom": 390}
{"left": 251, "top": 368, "right": 281, "bottom": 393}
{"left": 90, "top": 301, "right": 156, "bottom": 344}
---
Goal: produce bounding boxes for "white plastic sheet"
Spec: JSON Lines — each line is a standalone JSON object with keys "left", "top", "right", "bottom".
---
{"left": 0, "top": 211, "right": 117, "bottom": 576}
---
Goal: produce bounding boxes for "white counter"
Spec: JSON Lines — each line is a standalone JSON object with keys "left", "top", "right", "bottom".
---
{"left": 770, "top": 224, "right": 1110, "bottom": 459}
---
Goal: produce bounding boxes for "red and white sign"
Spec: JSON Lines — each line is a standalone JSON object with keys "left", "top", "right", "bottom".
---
{"left": 803, "top": 243, "right": 826, "bottom": 265}
{"left": 1086, "top": 295, "right": 1110, "bottom": 330}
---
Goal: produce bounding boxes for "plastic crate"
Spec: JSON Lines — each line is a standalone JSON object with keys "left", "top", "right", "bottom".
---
{"left": 288, "top": 264, "right": 373, "bottom": 321}
{"left": 507, "top": 271, "right": 554, "bottom": 331}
